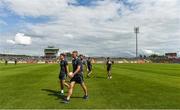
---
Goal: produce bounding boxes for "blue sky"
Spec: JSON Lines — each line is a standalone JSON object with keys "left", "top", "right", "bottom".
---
{"left": 0, "top": 0, "right": 180, "bottom": 57}
{"left": 0, "top": 0, "right": 104, "bottom": 34}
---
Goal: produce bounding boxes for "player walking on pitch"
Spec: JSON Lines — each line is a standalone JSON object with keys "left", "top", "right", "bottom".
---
{"left": 87, "top": 57, "right": 92, "bottom": 77}
{"left": 79, "top": 54, "right": 87, "bottom": 67}
{"left": 106, "top": 57, "right": 113, "bottom": 79}
{"left": 79, "top": 54, "right": 87, "bottom": 73}
{"left": 63, "top": 51, "right": 88, "bottom": 103}
{"left": 59, "top": 53, "right": 69, "bottom": 95}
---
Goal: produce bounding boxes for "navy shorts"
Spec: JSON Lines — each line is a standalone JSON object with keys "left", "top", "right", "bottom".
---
{"left": 107, "top": 66, "right": 112, "bottom": 71}
{"left": 59, "top": 73, "right": 67, "bottom": 80}
{"left": 70, "top": 74, "right": 84, "bottom": 84}
{"left": 88, "top": 65, "right": 92, "bottom": 71}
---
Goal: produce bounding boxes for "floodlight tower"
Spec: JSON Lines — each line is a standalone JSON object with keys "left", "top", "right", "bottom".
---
{"left": 134, "top": 27, "right": 139, "bottom": 58}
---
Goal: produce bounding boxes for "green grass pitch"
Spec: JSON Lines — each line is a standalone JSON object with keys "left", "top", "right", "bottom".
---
{"left": 0, "top": 63, "right": 180, "bottom": 109}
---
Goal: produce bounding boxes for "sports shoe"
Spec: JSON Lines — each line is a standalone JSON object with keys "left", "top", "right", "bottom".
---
{"left": 62, "top": 98, "right": 70, "bottom": 104}
{"left": 59, "top": 91, "right": 64, "bottom": 96}
{"left": 83, "top": 95, "right": 88, "bottom": 100}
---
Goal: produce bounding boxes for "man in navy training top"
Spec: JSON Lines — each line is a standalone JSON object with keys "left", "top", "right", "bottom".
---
{"left": 63, "top": 51, "right": 88, "bottom": 103}
{"left": 59, "top": 53, "right": 69, "bottom": 95}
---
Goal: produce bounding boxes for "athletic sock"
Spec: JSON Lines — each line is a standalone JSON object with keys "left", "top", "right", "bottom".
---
{"left": 67, "top": 97, "right": 70, "bottom": 100}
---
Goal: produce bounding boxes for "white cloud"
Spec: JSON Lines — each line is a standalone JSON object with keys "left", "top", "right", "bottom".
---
{"left": 7, "top": 33, "right": 32, "bottom": 45}
{"left": 6, "top": 40, "right": 15, "bottom": 44}
{"left": 63, "top": 34, "right": 74, "bottom": 39}
{"left": 1, "top": 0, "right": 180, "bottom": 56}
{"left": 142, "top": 49, "right": 160, "bottom": 55}
{"left": 3, "top": 0, "right": 73, "bottom": 17}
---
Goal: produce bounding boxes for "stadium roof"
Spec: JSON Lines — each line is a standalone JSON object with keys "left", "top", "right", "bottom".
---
{"left": 44, "top": 48, "right": 59, "bottom": 50}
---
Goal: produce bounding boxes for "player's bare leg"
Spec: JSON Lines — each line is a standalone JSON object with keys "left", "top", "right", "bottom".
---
{"left": 81, "top": 82, "right": 88, "bottom": 96}
{"left": 60, "top": 80, "right": 64, "bottom": 94}
{"left": 87, "top": 70, "right": 92, "bottom": 77}
{"left": 62, "top": 80, "right": 69, "bottom": 88}
{"left": 107, "top": 71, "right": 109, "bottom": 79}
{"left": 66, "top": 81, "right": 76, "bottom": 101}
{"left": 107, "top": 71, "right": 110, "bottom": 79}
{"left": 80, "top": 82, "right": 88, "bottom": 99}
{"left": 109, "top": 71, "right": 112, "bottom": 79}
{"left": 60, "top": 80, "right": 70, "bottom": 95}
{"left": 107, "top": 71, "right": 112, "bottom": 79}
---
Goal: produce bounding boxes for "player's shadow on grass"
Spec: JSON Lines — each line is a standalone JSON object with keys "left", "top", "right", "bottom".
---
{"left": 95, "top": 76, "right": 106, "bottom": 79}
{"left": 41, "top": 89, "right": 82, "bottom": 100}
{"left": 41, "top": 89, "right": 65, "bottom": 100}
